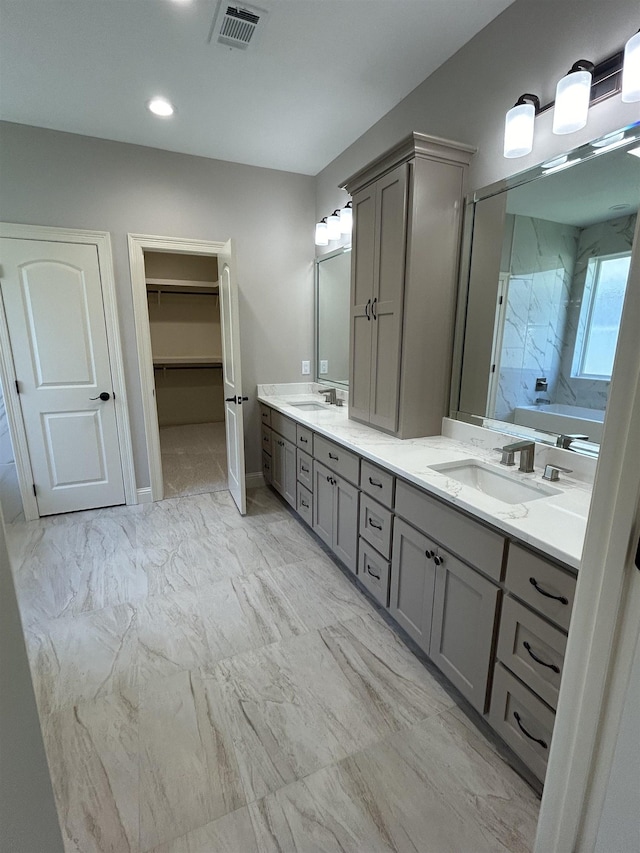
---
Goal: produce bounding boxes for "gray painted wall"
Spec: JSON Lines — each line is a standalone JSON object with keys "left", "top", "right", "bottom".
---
{"left": 0, "top": 123, "right": 316, "bottom": 485}
{"left": 316, "top": 0, "right": 639, "bottom": 219}
{"left": 0, "top": 508, "right": 64, "bottom": 852}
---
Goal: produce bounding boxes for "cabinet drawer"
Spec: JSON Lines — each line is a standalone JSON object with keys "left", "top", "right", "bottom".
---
{"left": 270, "top": 410, "right": 297, "bottom": 443}
{"left": 313, "top": 435, "right": 359, "bottom": 485}
{"left": 505, "top": 544, "right": 576, "bottom": 632}
{"left": 359, "top": 494, "right": 393, "bottom": 559}
{"left": 259, "top": 404, "right": 271, "bottom": 427}
{"left": 297, "top": 483, "right": 313, "bottom": 527}
{"left": 358, "top": 539, "right": 390, "bottom": 608}
{"left": 296, "top": 424, "right": 313, "bottom": 451}
{"left": 395, "top": 480, "right": 506, "bottom": 581}
{"left": 360, "top": 460, "right": 394, "bottom": 508}
{"left": 296, "top": 449, "right": 313, "bottom": 491}
{"left": 497, "top": 596, "right": 566, "bottom": 710}
{"left": 262, "top": 451, "right": 272, "bottom": 484}
{"left": 261, "top": 425, "right": 272, "bottom": 456}
{"left": 489, "top": 663, "right": 555, "bottom": 783}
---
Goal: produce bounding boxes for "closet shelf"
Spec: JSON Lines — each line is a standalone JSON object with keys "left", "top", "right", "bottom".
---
{"left": 153, "top": 356, "right": 223, "bottom": 369}
{"left": 146, "top": 277, "right": 219, "bottom": 295}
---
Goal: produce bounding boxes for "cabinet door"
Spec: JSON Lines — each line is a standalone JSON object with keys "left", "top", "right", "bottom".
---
{"left": 369, "top": 163, "right": 408, "bottom": 433}
{"left": 389, "top": 518, "right": 436, "bottom": 652}
{"left": 282, "top": 438, "right": 297, "bottom": 509}
{"left": 333, "top": 476, "right": 359, "bottom": 574}
{"left": 312, "top": 461, "right": 334, "bottom": 549}
{"left": 271, "top": 435, "right": 286, "bottom": 496}
{"left": 349, "top": 184, "right": 376, "bottom": 423}
{"left": 430, "top": 551, "right": 501, "bottom": 712}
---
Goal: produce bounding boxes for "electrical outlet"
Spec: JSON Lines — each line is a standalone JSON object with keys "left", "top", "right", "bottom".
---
{"left": 301, "top": 360, "right": 310, "bottom": 375}
{"left": 320, "top": 360, "right": 329, "bottom": 374}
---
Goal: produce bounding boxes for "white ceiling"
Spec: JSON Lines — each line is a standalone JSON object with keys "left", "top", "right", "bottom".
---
{"left": 0, "top": 0, "right": 514, "bottom": 175}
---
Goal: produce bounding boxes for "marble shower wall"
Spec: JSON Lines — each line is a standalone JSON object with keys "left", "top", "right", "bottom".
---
{"left": 0, "top": 379, "right": 22, "bottom": 523}
{"left": 495, "top": 216, "right": 578, "bottom": 422}
{"left": 555, "top": 213, "right": 637, "bottom": 411}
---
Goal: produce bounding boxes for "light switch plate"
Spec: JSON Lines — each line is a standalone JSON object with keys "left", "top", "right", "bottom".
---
{"left": 320, "top": 360, "right": 328, "bottom": 374}
{"left": 301, "top": 360, "right": 310, "bottom": 375}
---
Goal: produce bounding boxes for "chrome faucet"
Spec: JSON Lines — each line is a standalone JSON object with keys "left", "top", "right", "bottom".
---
{"left": 318, "top": 387, "right": 337, "bottom": 405}
{"left": 496, "top": 440, "right": 536, "bottom": 473}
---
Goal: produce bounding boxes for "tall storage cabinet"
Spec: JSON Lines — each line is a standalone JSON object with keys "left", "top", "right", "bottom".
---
{"left": 342, "top": 133, "right": 474, "bottom": 438}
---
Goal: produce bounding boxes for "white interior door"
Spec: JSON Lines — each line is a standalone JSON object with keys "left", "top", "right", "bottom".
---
{"left": 218, "top": 240, "right": 247, "bottom": 515}
{"left": 0, "top": 238, "right": 126, "bottom": 516}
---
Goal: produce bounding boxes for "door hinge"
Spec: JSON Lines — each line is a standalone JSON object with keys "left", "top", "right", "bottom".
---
{"left": 33, "top": 483, "right": 37, "bottom": 496}
{"left": 15, "top": 379, "right": 20, "bottom": 394}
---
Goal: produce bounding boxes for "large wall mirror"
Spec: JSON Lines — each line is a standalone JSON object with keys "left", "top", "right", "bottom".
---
{"left": 452, "top": 125, "right": 640, "bottom": 456}
{"left": 315, "top": 246, "right": 350, "bottom": 388}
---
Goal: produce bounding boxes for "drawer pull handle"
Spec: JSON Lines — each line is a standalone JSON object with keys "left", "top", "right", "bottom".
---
{"left": 433, "top": 555, "right": 444, "bottom": 567}
{"left": 513, "top": 711, "right": 548, "bottom": 749}
{"left": 369, "top": 519, "right": 382, "bottom": 531}
{"left": 365, "top": 298, "right": 371, "bottom": 321}
{"left": 529, "top": 577, "right": 569, "bottom": 605}
{"left": 329, "top": 453, "right": 339, "bottom": 460}
{"left": 300, "top": 437, "right": 308, "bottom": 443}
{"left": 523, "top": 641, "right": 560, "bottom": 673}
{"left": 368, "top": 477, "right": 383, "bottom": 488}
{"left": 366, "top": 564, "right": 381, "bottom": 580}
{"left": 300, "top": 500, "right": 309, "bottom": 509}
{"left": 301, "top": 465, "right": 309, "bottom": 473}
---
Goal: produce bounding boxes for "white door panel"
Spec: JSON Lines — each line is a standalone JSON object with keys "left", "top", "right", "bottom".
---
{"left": 218, "top": 242, "right": 246, "bottom": 515}
{"left": 0, "top": 238, "right": 126, "bottom": 515}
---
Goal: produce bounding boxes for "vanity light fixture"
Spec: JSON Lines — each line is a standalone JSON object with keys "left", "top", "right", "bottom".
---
{"left": 326, "top": 210, "right": 342, "bottom": 241}
{"left": 552, "top": 60, "right": 594, "bottom": 135}
{"left": 314, "top": 217, "right": 329, "bottom": 246}
{"left": 622, "top": 30, "right": 640, "bottom": 102}
{"left": 147, "top": 97, "right": 175, "bottom": 117}
{"left": 628, "top": 145, "right": 640, "bottom": 158}
{"left": 503, "top": 94, "right": 540, "bottom": 158}
{"left": 339, "top": 201, "right": 353, "bottom": 235}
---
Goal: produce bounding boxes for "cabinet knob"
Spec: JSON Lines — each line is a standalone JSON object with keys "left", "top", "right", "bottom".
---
{"left": 433, "top": 555, "right": 444, "bottom": 566}
{"left": 425, "top": 549, "right": 435, "bottom": 560}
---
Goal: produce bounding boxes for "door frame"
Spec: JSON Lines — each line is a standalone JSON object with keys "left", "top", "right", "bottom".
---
{"left": 127, "top": 233, "right": 228, "bottom": 502}
{"left": 0, "top": 223, "right": 137, "bottom": 520}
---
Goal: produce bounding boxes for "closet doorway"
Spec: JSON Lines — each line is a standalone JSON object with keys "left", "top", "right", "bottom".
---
{"left": 129, "top": 235, "right": 247, "bottom": 514}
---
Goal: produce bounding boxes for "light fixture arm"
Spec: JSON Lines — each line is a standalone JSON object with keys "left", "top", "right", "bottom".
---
{"left": 513, "top": 93, "right": 541, "bottom": 112}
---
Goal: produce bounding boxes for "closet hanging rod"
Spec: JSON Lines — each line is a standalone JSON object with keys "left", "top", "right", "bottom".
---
{"left": 146, "top": 288, "right": 218, "bottom": 296}
{"left": 153, "top": 363, "right": 223, "bottom": 370}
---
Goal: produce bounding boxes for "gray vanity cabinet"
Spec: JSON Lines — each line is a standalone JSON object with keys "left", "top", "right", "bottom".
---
{"left": 390, "top": 517, "right": 437, "bottom": 652}
{"left": 312, "top": 460, "right": 359, "bottom": 573}
{"left": 430, "top": 550, "right": 501, "bottom": 712}
{"left": 271, "top": 435, "right": 296, "bottom": 509}
{"left": 343, "top": 132, "right": 474, "bottom": 438}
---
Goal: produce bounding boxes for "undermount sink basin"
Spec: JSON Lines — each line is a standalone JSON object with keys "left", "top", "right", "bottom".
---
{"left": 287, "top": 402, "right": 328, "bottom": 411}
{"left": 429, "top": 459, "right": 560, "bottom": 505}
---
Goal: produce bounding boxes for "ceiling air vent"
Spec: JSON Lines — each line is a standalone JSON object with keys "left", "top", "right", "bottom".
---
{"left": 209, "top": 3, "right": 269, "bottom": 50}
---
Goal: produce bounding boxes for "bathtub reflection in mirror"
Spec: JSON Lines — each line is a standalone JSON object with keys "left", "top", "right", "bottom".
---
{"left": 454, "top": 127, "right": 640, "bottom": 453}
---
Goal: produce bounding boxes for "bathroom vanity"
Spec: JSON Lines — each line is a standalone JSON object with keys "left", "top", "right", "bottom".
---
{"left": 257, "top": 386, "right": 591, "bottom": 784}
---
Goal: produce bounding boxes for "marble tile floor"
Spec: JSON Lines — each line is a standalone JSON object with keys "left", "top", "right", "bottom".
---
{"left": 8, "top": 487, "right": 540, "bottom": 853}
{"left": 160, "top": 422, "right": 228, "bottom": 499}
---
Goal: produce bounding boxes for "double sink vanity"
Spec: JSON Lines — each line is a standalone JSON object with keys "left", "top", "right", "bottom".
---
{"left": 258, "top": 384, "right": 593, "bottom": 785}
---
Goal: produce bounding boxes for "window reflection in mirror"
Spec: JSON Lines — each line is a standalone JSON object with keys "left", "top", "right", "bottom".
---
{"left": 456, "top": 130, "right": 640, "bottom": 452}
{"left": 315, "top": 247, "right": 350, "bottom": 388}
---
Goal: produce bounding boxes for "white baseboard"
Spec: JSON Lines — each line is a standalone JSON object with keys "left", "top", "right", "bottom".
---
{"left": 135, "top": 487, "right": 153, "bottom": 504}
{"left": 245, "top": 472, "right": 265, "bottom": 490}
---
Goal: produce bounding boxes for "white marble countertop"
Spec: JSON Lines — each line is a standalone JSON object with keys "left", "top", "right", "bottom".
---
{"left": 257, "top": 384, "right": 593, "bottom": 570}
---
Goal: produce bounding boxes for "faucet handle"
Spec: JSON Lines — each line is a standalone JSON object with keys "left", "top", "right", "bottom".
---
{"left": 494, "top": 447, "right": 516, "bottom": 466}
{"left": 543, "top": 464, "right": 573, "bottom": 482}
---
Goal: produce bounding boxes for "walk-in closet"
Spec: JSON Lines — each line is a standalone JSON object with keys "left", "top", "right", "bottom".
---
{"left": 144, "top": 251, "right": 227, "bottom": 498}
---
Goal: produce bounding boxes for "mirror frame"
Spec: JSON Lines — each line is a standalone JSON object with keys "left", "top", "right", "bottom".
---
{"left": 314, "top": 245, "right": 351, "bottom": 389}
{"left": 449, "top": 122, "right": 640, "bottom": 453}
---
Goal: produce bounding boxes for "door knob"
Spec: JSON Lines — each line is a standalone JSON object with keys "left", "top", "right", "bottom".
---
{"left": 225, "top": 396, "right": 237, "bottom": 403}
{"left": 90, "top": 392, "right": 111, "bottom": 401}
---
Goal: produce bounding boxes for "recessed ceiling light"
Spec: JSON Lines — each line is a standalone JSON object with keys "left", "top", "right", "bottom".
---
{"left": 628, "top": 145, "right": 640, "bottom": 159}
{"left": 147, "top": 97, "right": 175, "bottom": 117}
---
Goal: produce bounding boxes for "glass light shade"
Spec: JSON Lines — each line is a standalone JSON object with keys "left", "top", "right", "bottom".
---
{"left": 147, "top": 97, "right": 174, "bottom": 117}
{"left": 553, "top": 69, "right": 592, "bottom": 134}
{"left": 622, "top": 31, "right": 640, "bottom": 102}
{"left": 314, "top": 221, "right": 328, "bottom": 246}
{"left": 326, "top": 212, "right": 341, "bottom": 240}
{"left": 504, "top": 102, "right": 536, "bottom": 158}
{"left": 339, "top": 205, "right": 353, "bottom": 235}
